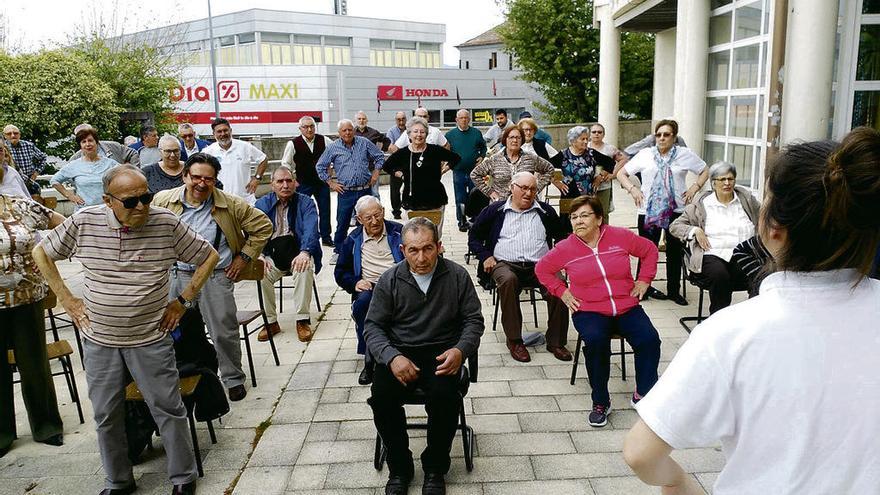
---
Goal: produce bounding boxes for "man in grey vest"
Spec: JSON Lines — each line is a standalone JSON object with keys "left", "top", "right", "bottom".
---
{"left": 281, "top": 116, "right": 334, "bottom": 246}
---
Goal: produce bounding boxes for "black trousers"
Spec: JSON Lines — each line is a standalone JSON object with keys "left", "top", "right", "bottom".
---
{"left": 368, "top": 345, "right": 461, "bottom": 477}
{"left": 637, "top": 213, "right": 683, "bottom": 296}
{"left": 389, "top": 174, "right": 403, "bottom": 216}
{"left": 692, "top": 254, "right": 748, "bottom": 314}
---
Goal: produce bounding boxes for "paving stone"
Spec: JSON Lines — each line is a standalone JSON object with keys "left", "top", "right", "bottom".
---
{"left": 471, "top": 396, "right": 558, "bottom": 414}
{"left": 332, "top": 360, "right": 358, "bottom": 373}
{"left": 297, "top": 440, "right": 375, "bottom": 464}
{"left": 532, "top": 453, "right": 632, "bottom": 480}
{"left": 672, "top": 447, "right": 726, "bottom": 473}
{"left": 517, "top": 411, "right": 595, "bottom": 433}
{"left": 0, "top": 453, "right": 103, "bottom": 477}
{"left": 483, "top": 479, "right": 594, "bottom": 495}
{"left": 446, "top": 455, "right": 534, "bottom": 483}
{"left": 286, "top": 489, "right": 374, "bottom": 495}
{"left": 325, "top": 372, "right": 362, "bottom": 388}
{"left": 347, "top": 386, "right": 371, "bottom": 403}
{"left": 301, "top": 340, "right": 343, "bottom": 363}
{"left": 569, "top": 429, "right": 630, "bottom": 453}
{"left": 234, "top": 466, "right": 294, "bottom": 495}
{"left": 477, "top": 432, "right": 575, "bottom": 455}
{"left": 320, "top": 387, "right": 351, "bottom": 403}
{"left": 476, "top": 366, "right": 545, "bottom": 381}
{"left": 466, "top": 380, "right": 512, "bottom": 398}
{"left": 287, "top": 463, "right": 329, "bottom": 490}
{"left": 306, "top": 421, "right": 340, "bottom": 443}
{"left": 607, "top": 409, "right": 640, "bottom": 430}
{"left": 288, "top": 362, "right": 333, "bottom": 390}
{"left": 510, "top": 379, "right": 589, "bottom": 396}
{"left": 203, "top": 445, "right": 253, "bottom": 472}
{"left": 695, "top": 472, "right": 718, "bottom": 493}
{"left": 323, "top": 461, "right": 388, "bottom": 489}
{"left": 589, "top": 476, "right": 657, "bottom": 495}
{"left": 274, "top": 389, "right": 322, "bottom": 424}
{"left": 314, "top": 402, "right": 373, "bottom": 422}
{"left": 249, "top": 424, "right": 309, "bottom": 466}
{"left": 336, "top": 420, "right": 378, "bottom": 440}
{"left": 461, "top": 413, "right": 521, "bottom": 434}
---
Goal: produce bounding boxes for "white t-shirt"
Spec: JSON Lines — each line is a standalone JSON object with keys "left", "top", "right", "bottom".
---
{"left": 623, "top": 146, "right": 706, "bottom": 215}
{"left": 636, "top": 269, "right": 880, "bottom": 495}
{"left": 590, "top": 143, "right": 620, "bottom": 192}
{"left": 203, "top": 139, "right": 267, "bottom": 203}
{"left": 394, "top": 125, "right": 448, "bottom": 148}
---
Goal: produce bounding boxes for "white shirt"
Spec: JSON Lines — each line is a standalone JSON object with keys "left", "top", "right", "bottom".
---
{"left": 693, "top": 193, "right": 755, "bottom": 262}
{"left": 636, "top": 269, "right": 880, "bottom": 495}
{"left": 493, "top": 200, "right": 548, "bottom": 263}
{"left": 589, "top": 143, "right": 620, "bottom": 192}
{"left": 623, "top": 146, "right": 706, "bottom": 215}
{"left": 521, "top": 140, "right": 559, "bottom": 157}
{"left": 203, "top": 139, "right": 267, "bottom": 203}
{"left": 280, "top": 135, "right": 332, "bottom": 168}
{"left": 394, "top": 126, "right": 448, "bottom": 149}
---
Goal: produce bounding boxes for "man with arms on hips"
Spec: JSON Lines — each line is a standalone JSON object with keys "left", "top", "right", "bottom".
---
{"left": 281, "top": 116, "right": 335, "bottom": 246}
{"left": 254, "top": 166, "right": 323, "bottom": 343}
{"left": 469, "top": 171, "right": 570, "bottom": 363}
{"left": 445, "top": 109, "right": 487, "bottom": 232}
{"left": 3, "top": 124, "right": 47, "bottom": 198}
{"left": 153, "top": 153, "right": 272, "bottom": 402}
{"left": 202, "top": 118, "right": 268, "bottom": 204}
{"left": 483, "top": 108, "right": 514, "bottom": 148}
{"left": 334, "top": 195, "right": 404, "bottom": 386}
{"left": 32, "top": 165, "right": 219, "bottom": 495}
{"left": 365, "top": 217, "right": 483, "bottom": 495}
{"left": 177, "top": 123, "right": 211, "bottom": 162}
{"left": 316, "top": 119, "right": 385, "bottom": 263}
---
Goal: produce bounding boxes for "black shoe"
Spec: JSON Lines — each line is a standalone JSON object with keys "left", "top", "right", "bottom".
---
{"left": 392, "top": 212, "right": 402, "bottom": 220}
{"left": 422, "top": 472, "right": 446, "bottom": 495}
{"left": 40, "top": 434, "right": 64, "bottom": 447}
{"left": 99, "top": 482, "right": 137, "bottom": 495}
{"left": 384, "top": 474, "right": 411, "bottom": 495}
{"left": 0, "top": 445, "right": 9, "bottom": 458}
{"left": 321, "top": 238, "right": 335, "bottom": 247}
{"left": 358, "top": 365, "right": 374, "bottom": 385}
{"left": 670, "top": 294, "right": 688, "bottom": 306}
{"left": 646, "top": 287, "right": 667, "bottom": 300}
{"left": 458, "top": 224, "right": 469, "bottom": 232}
{"left": 228, "top": 385, "right": 247, "bottom": 402}
{"left": 588, "top": 403, "right": 611, "bottom": 427}
{"left": 171, "top": 480, "right": 196, "bottom": 495}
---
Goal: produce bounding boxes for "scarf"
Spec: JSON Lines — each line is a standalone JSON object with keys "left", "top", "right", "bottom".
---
{"left": 643, "top": 146, "right": 678, "bottom": 231}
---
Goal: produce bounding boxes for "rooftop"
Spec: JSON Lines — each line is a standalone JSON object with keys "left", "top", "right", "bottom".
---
{"left": 456, "top": 23, "right": 505, "bottom": 48}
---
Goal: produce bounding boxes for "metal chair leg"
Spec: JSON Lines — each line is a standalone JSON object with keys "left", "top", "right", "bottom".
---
{"left": 313, "top": 281, "right": 322, "bottom": 312}
{"left": 61, "top": 354, "right": 85, "bottom": 424}
{"left": 187, "top": 408, "right": 204, "bottom": 477}
{"left": 241, "top": 324, "right": 257, "bottom": 387}
{"left": 570, "top": 337, "right": 583, "bottom": 385}
{"left": 529, "top": 289, "right": 538, "bottom": 327}
{"left": 678, "top": 288, "right": 706, "bottom": 334}
{"left": 618, "top": 337, "right": 627, "bottom": 382}
{"left": 207, "top": 420, "right": 217, "bottom": 444}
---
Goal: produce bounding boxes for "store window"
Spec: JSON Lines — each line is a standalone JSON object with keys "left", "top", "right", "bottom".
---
{"left": 370, "top": 39, "right": 393, "bottom": 67}
{"left": 293, "top": 34, "right": 322, "bottom": 65}
{"left": 395, "top": 40, "right": 418, "bottom": 68}
{"left": 419, "top": 42, "right": 441, "bottom": 68}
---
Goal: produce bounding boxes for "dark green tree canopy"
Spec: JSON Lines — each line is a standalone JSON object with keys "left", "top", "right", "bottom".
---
{"left": 498, "top": 0, "right": 654, "bottom": 123}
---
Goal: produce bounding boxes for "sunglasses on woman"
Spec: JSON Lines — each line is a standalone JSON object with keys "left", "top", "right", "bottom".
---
{"left": 109, "top": 192, "right": 154, "bottom": 209}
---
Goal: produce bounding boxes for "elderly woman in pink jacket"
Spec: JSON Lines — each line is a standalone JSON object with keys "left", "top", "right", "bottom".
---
{"left": 536, "top": 194, "right": 661, "bottom": 429}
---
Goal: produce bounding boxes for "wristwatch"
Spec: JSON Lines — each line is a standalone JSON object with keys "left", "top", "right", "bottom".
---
{"left": 177, "top": 295, "right": 193, "bottom": 309}
{"left": 252, "top": 173, "right": 263, "bottom": 180}
{"left": 239, "top": 252, "right": 253, "bottom": 263}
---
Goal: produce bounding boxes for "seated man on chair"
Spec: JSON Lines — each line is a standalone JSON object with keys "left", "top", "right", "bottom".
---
{"left": 335, "top": 195, "right": 404, "bottom": 385}
{"left": 254, "top": 166, "right": 323, "bottom": 343}
{"left": 468, "top": 171, "right": 570, "bottom": 363}
{"left": 365, "top": 218, "right": 484, "bottom": 495}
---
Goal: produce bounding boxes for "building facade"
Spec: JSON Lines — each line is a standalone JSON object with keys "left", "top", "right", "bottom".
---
{"left": 595, "top": 0, "right": 869, "bottom": 191}
{"left": 121, "top": 9, "right": 542, "bottom": 136}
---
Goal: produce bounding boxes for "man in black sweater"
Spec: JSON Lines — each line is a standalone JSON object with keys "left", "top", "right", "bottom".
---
{"left": 364, "top": 218, "right": 484, "bottom": 495}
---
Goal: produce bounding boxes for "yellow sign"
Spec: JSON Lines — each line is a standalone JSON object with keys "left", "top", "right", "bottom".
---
{"left": 249, "top": 83, "right": 299, "bottom": 100}
{"left": 473, "top": 109, "right": 493, "bottom": 124}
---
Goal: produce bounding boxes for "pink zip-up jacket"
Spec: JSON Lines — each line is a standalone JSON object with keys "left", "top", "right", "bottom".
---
{"left": 536, "top": 225, "right": 659, "bottom": 317}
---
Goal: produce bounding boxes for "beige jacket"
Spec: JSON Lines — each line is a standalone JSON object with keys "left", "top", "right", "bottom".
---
{"left": 153, "top": 185, "right": 272, "bottom": 262}
{"left": 670, "top": 186, "right": 761, "bottom": 273}
{"left": 470, "top": 152, "right": 555, "bottom": 199}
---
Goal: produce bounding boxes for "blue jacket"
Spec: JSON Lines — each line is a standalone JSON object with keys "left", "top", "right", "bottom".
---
{"left": 468, "top": 199, "right": 565, "bottom": 263}
{"left": 254, "top": 191, "right": 323, "bottom": 274}
{"left": 179, "top": 138, "right": 212, "bottom": 161}
{"left": 335, "top": 221, "right": 404, "bottom": 294}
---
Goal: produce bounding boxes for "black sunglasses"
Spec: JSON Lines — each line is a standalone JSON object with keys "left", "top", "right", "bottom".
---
{"left": 109, "top": 192, "right": 154, "bottom": 209}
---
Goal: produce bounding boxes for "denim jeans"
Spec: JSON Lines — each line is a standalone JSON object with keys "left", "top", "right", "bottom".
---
{"left": 572, "top": 306, "right": 661, "bottom": 407}
{"left": 297, "top": 181, "right": 332, "bottom": 241}
{"left": 334, "top": 188, "right": 371, "bottom": 253}
{"left": 452, "top": 169, "right": 475, "bottom": 226}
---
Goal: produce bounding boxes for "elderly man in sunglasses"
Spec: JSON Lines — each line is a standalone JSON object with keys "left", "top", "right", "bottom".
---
{"left": 154, "top": 153, "right": 273, "bottom": 403}
{"left": 33, "top": 165, "right": 220, "bottom": 495}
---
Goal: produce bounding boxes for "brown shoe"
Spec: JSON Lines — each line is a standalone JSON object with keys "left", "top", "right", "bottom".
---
{"left": 507, "top": 340, "right": 531, "bottom": 362}
{"left": 547, "top": 345, "right": 573, "bottom": 361}
{"left": 296, "top": 320, "right": 313, "bottom": 342}
{"left": 258, "top": 322, "right": 282, "bottom": 342}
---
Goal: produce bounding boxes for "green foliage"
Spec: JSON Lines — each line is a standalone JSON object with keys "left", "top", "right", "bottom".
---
{"left": 0, "top": 51, "right": 121, "bottom": 158}
{"left": 498, "top": 0, "right": 655, "bottom": 123}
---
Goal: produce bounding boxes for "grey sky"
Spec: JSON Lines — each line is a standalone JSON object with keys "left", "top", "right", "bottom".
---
{"left": 2, "top": 0, "right": 506, "bottom": 64}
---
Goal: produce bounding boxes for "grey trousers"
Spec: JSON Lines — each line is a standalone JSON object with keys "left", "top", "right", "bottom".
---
{"left": 171, "top": 269, "right": 245, "bottom": 388}
{"left": 82, "top": 337, "right": 197, "bottom": 488}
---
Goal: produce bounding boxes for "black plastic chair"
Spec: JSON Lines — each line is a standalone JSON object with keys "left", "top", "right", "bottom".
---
{"left": 570, "top": 333, "right": 633, "bottom": 385}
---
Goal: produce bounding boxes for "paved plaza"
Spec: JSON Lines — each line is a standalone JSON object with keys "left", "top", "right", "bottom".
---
{"left": 1, "top": 178, "right": 732, "bottom": 494}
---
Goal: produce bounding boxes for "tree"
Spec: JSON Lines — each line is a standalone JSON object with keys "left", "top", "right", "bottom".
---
{"left": 0, "top": 50, "right": 121, "bottom": 158}
{"left": 498, "top": 0, "right": 655, "bottom": 123}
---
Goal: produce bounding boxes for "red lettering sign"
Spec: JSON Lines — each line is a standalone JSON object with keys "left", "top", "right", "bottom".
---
{"left": 171, "top": 85, "right": 211, "bottom": 102}
{"left": 217, "top": 80, "right": 240, "bottom": 103}
{"left": 378, "top": 85, "right": 403, "bottom": 100}
{"left": 403, "top": 88, "right": 449, "bottom": 98}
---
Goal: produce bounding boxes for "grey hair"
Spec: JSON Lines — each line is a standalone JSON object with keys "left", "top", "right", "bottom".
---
{"left": 158, "top": 134, "right": 179, "bottom": 149}
{"left": 272, "top": 165, "right": 294, "bottom": 180}
{"left": 567, "top": 125, "right": 590, "bottom": 144}
{"left": 511, "top": 171, "right": 537, "bottom": 185}
{"left": 103, "top": 164, "right": 145, "bottom": 193}
{"left": 337, "top": 119, "right": 354, "bottom": 130}
{"left": 402, "top": 216, "right": 439, "bottom": 244}
{"left": 709, "top": 161, "right": 737, "bottom": 180}
{"left": 299, "top": 116, "right": 316, "bottom": 126}
{"left": 406, "top": 117, "right": 429, "bottom": 134}
{"left": 355, "top": 110, "right": 367, "bottom": 118}
{"left": 177, "top": 123, "right": 195, "bottom": 134}
{"left": 456, "top": 108, "right": 470, "bottom": 118}
{"left": 354, "top": 194, "right": 382, "bottom": 214}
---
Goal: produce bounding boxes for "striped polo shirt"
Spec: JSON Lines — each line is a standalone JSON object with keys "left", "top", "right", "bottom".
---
{"left": 39, "top": 205, "right": 213, "bottom": 347}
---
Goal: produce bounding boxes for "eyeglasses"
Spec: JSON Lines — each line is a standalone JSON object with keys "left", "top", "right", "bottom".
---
{"left": 655, "top": 132, "right": 673, "bottom": 138}
{"left": 713, "top": 177, "right": 736, "bottom": 183}
{"left": 300, "top": 124, "right": 315, "bottom": 129}
{"left": 358, "top": 212, "right": 383, "bottom": 222}
{"left": 507, "top": 135, "right": 523, "bottom": 141}
{"left": 571, "top": 212, "right": 595, "bottom": 221}
{"left": 512, "top": 183, "right": 537, "bottom": 193}
{"left": 188, "top": 174, "right": 216, "bottom": 184}
{"left": 179, "top": 134, "right": 195, "bottom": 139}
{"left": 590, "top": 130, "right": 604, "bottom": 134}
{"left": 161, "top": 149, "right": 180, "bottom": 154}
{"left": 109, "top": 192, "right": 154, "bottom": 209}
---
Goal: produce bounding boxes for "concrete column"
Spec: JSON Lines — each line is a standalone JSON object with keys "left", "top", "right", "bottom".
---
{"left": 652, "top": 28, "right": 677, "bottom": 123}
{"left": 780, "top": 0, "right": 839, "bottom": 143}
{"left": 597, "top": 5, "right": 621, "bottom": 146}
{"left": 673, "top": 0, "right": 710, "bottom": 157}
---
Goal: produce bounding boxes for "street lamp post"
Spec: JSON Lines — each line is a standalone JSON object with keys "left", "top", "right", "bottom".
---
{"left": 207, "top": 0, "right": 221, "bottom": 119}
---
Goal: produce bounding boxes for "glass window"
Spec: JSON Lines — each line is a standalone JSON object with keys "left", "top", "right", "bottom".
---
{"left": 729, "top": 143, "right": 754, "bottom": 185}
{"left": 759, "top": 41, "right": 768, "bottom": 86}
{"left": 733, "top": 45, "right": 760, "bottom": 88}
{"left": 729, "top": 95, "right": 757, "bottom": 138}
{"left": 852, "top": 90, "right": 880, "bottom": 131}
{"left": 756, "top": 94, "right": 765, "bottom": 137}
{"left": 734, "top": 1, "right": 763, "bottom": 41}
{"left": 262, "top": 43, "right": 291, "bottom": 65}
{"left": 294, "top": 34, "right": 320, "bottom": 45}
{"left": 395, "top": 40, "right": 416, "bottom": 50}
{"left": 706, "top": 97, "right": 728, "bottom": 135}
{"left": 371, "top": 39, "right": 392, "bottom": 49}
{"left": 218, "top": 46, "right": 236, "bottom": 64}
{"left": 710, "top": 12, "right": 733, "bottom": 46}
{"left": 324, "top": 36, "right": 350, "bottom": 47}
{"left": 864, "top": 0, "right": 880, "bottom": 14}
{"left": 443, "top": 110, "right": 458, "bottom": 125}
{"left": 703, "top": 140, "right": 726, "bottom": 166}
{"left": 238, "top": 44, "right": 257, "bottom": 65}
{"left": 294, "top": 45, "right": 322, "bottom": 64}
{"left": 426, "top": 110, "right": 441, "bottom": 124}
{"left": 711, "top": 0, "right": 732, "bottom": 8}
{"left": 857, "top": 25, "right": 880, "bottom": 81}
{"left": 238, "top": 33, "right": 255, "bottom": 44}
{"left": 219, "top": 36, "right": 235, "bottom": 47}
{"left": 261, "top": 32, "right": 289, "bottom": 44}
{"left": 708, "top": 51, "right": 731, "bottom": 90}
{"left": 421, "top": 42, "right": 440, "bottom": 51}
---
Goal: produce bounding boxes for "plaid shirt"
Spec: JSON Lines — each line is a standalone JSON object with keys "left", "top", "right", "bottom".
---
{"left": 6, "top": 140, "right": 47, "bottom": 177}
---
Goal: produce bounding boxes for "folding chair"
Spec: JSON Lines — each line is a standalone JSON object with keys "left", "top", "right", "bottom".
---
{"left": 236, "top": 263, "right": 280, "bottom": 388}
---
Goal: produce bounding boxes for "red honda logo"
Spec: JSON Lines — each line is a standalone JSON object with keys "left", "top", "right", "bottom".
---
{"left": 378, "top": 85, "right": 403, "bottom": 101}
